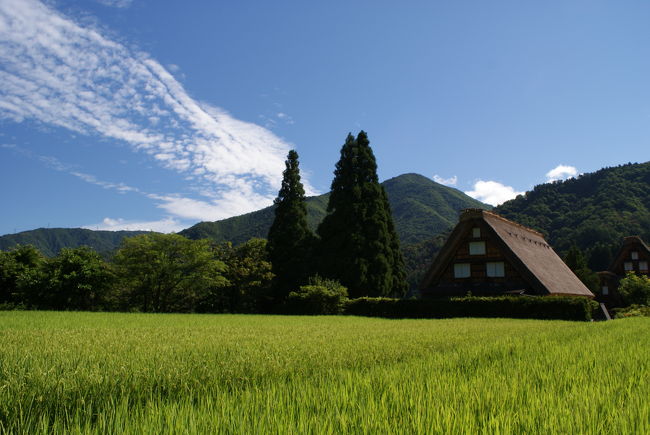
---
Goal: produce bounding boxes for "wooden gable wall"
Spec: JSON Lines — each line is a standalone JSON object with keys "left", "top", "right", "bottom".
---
{"left": 610, "top": 239, "right": 650, "bottom": 277}
{"left": 597, "top": 237, "right": 650, "bottom": 307}
{"left": 429, "top": 220, "right": 529, "bottom": 296}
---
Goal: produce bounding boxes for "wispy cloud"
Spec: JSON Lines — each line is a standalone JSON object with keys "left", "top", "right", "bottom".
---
{"left": 0, "top": 0, "right": 314, "bottom": 221}
{"left": 96, "top": 0, "right": 134, "bottom": 8}
{"left": 546, "top": 164, "right": 578, "bottom": 182}
{"left": 3, "top": 143, "right": 267, "bottom": 228}
{"left": 433, "top": 174, "right": 457, "bottom": 186}
{"left": 276, "top": 112, "right": 294, "bottom": 125}
{"left": 84, "top": 217, "right": 184, "bottom": 233}
{"left": 465, "top": 180, "right": 524, "bottom": 206}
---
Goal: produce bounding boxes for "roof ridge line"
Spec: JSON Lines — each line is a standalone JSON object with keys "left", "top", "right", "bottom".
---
{"left": 461, "top": 209, "right": 545, "bottom": 238}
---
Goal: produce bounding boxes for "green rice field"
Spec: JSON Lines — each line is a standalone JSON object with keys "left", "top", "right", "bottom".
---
{"left": 1, "top": 311, "right": 649, "bottom": 434}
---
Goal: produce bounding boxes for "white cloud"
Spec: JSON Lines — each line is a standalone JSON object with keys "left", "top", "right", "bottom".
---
{"left": 96, "top": 0, "right": 133, "bottom": 8}
{"left": 433, "top": 174, "right": 457, "bottom": 186}
{"left": 17, "top": 146, "right": 265, "bottom": 224}
{"left": 84, "top": 217, "right": 184, "bottom": 233}
{"left": 276, "top": 112, "right": 294, "bottom": 125}
{"left": 0, "top": 0, "right": 315, "bottom": 222}
{"left": 546, "top": 164, "right": 578, "bottom": 182}
{"left": 465, "top": 180, "right": 524, "bottom": 206}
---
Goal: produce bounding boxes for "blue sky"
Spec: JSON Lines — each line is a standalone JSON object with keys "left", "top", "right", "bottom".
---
{"left": 1, "top": 0, "right": 649, "bottom": 235}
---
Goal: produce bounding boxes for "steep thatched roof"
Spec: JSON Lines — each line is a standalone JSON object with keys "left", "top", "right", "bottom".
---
{"left": 420, "top": 209, "right": 594, "bottom": 297}
{"left": 608, "top": 236, "right": 650, "bottom": 272}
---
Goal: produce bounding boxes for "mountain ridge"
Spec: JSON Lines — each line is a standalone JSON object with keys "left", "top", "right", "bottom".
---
{"left": 0, "top": 228, "right": 149, "bottom": 257}
{"left": 179, "top": 172, "right": 491, "bottom": 245}
{"left": 0, "top": 173, "right": 489, "bottom": 255}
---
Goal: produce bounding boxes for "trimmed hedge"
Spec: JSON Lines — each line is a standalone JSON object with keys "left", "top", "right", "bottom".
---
{"left": 344, "top": 296, "right": 599, "bottom": 321}
{"left": 285, "top": 280, "right": 348, "bottom": 315}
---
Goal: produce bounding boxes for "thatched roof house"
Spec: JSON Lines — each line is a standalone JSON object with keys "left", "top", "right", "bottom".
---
{"left": 598, "top": 236, "right": 650, "bottom": 306}
{"left": 608, "top": 236, "right": 650, "bottom": 277}
{"left": 420, "top": 209, "right": 594, "bottom": 298}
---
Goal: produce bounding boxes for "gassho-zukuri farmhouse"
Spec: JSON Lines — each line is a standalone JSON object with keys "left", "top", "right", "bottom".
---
{"left": 420, "top": 209, "right": 595, "bottom": 298}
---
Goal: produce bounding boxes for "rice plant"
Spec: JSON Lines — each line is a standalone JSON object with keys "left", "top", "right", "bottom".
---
{"left": 0, "top": 311, "right": 648, "bottom": 434}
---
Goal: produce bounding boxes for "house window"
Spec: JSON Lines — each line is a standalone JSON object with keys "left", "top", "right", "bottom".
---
{"left": 472, "top": 227, "right": 481, "bottom": 238}
{"left": 469, "top": 241, "right": 486, "bottom": 255}
{"left": 454, "top": 263, "right": 471, "bottom": 278}
{"left": 640, "top": 261, "right": 649, "bottom": 272}
{"left": 486, "top": 262, "right": 505, "bottom": 277}
{"left": 602, "top": 286, "right": 609, "bottom": 296}
{"left": 631, "top": 251, "right": 639, "bottom": 260}
{"left": 624, "top": 262, "right": 633, "bottom": 271}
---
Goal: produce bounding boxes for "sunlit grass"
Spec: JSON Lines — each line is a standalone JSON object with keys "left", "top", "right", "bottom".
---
{"left": 1, "top": 311, "right": 648, "bottom": 433}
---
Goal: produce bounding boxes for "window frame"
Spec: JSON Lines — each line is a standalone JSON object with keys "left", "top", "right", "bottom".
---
{"left": 486, "top": 261, "right": 505, "bottom": 278}
{"left": 469, "top": 241, "right": 486, "bottom": 255}
{"left": 453, "top": 263, "right": 471, "bottom": 279}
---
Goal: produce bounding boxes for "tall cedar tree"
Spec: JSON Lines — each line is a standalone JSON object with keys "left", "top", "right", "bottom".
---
{"left": 267, "top": 150, "right": 315, "bottom": 303}
{"left": 318, "top": 131, "right": 407, "bottom": 298}
{"left": 564, "top": 245, "right": 600, "bottom": 292}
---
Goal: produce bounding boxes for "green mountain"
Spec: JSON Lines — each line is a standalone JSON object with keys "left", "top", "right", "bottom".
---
{"left": 180, "top": 173, "right": 491, "bottom": 246}
{"left": 4, "top": 164, "right": 649, "bottom": 291}
{"left": 494, "top": 161, "right": 650, "bottom": 270}
{"left": 0, "top": 228, "right": 148, "bottom": 257}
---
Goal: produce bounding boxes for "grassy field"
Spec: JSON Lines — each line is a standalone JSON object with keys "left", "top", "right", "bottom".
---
{"left": 1, "top": 312, "right": 649, "bottom": 434}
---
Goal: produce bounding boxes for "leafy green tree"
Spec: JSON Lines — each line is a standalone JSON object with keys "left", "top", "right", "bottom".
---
{"left": 318, "top": 131, "right": 407, "bottom": 298}
{"left": 208, "top": 238, "right": 274, "bottom": 313}
{"left": 113, "top": 233, "right": 226, "bottom": 312}
{"left": 35, "top": 247, "right": 114, "bottom": 311}
{"left": 0, "top": 244, "right": 44, "bottom": 306}
{"left": 267, "top": 150, "right": 315, "bottom": 303}
{"left": 564, "top": 245, "right": 600, "bottom": 292}
{"left": 618, "top": 272, "right": 650, "bottom": 306}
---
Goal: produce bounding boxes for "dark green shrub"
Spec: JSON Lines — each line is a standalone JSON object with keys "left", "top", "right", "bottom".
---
{"left": 613, "top": 304, "right": 650, "bottom": 318}
{"left": 286, "top": 277, "right": 348, "bottom": 315}
{"left": 0, "top": 302, "right": 26, "bottom": 311}
{"left": 617, "top": 272, "right": 650, "bottom": 306}
{"left": 345, "top": 296, "right": 598, "bottom": 321}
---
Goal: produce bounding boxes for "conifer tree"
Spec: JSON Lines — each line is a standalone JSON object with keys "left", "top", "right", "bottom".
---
{"left": 564, "top": 245, "right": 600, "bottom": 292}
{"left": 318, "top": 131, "right": 407, "bottom": 298}
{"left": 267, "top": 150, "right": 315, "bottom": 303}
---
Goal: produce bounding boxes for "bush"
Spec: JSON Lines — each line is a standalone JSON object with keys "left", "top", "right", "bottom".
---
{"left": 617, "top": 272, "right": 650, "bottom": 306}
{"left": 613, "top": 304, "right": 650, "bottom": 318}
{"left": 0, "top": 302, "right": 26, "bottom": 311}
{"left": 344, "top": 296, "right": 599, "bottom": 321}
{"left": 286, "top": 277, "right": 348, "bottom": 315}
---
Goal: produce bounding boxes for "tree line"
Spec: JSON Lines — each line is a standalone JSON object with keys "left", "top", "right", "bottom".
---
{"left": 0, "top": 132, "right": 408, "bottom": 313}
